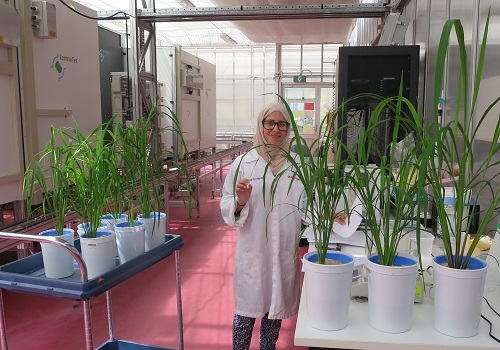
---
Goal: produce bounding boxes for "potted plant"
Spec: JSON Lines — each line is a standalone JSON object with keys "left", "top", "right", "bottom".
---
{"left": 124, "top": 106, "right": 192, "bottom": 251}
{"left": 102, "top": 121, "right": 146, "bottom": 262}
{"left": 423, "top": 9, "right": 500, "bottom": 337}
{"left": 267, "top": 98, "right": 356, "bottom": 331}
{"left": 66, "top": 120, "right": 116, "bottom": 279}
{"left": 101, "top": 121, "right": 132, "bottom": 231}
{"left": 23, "top": 126, "right": 76, "bottom": 279}
{"left": 345, "top": 85, "right": 427, "bottom": 333}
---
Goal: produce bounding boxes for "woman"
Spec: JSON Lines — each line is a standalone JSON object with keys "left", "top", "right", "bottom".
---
{"left": 220, "top": 102, "right": 307, "bottom": 350}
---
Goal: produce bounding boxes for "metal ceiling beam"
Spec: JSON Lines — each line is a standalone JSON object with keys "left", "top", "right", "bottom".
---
{"left": 98, "top": 3, "right": 388, "bottom": 22}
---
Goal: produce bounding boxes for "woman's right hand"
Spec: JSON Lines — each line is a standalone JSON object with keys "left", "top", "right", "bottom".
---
{"left": 335, "top": 213, "right": 347, "bottom": 225}
{"left": 235, "top": 178, "right": 252, "bottom": 205}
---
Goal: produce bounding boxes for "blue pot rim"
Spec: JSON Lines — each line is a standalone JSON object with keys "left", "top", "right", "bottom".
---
{"left": 137, "top": 212, "right": 166, "bottom": 219}
{"left": 368, "top": 254, "right": 417, "bottom": 267}
{"left": 115, "top": 221, "right": 144, "bottom": 228}
{"left": 306, "top": 251, "right": 354, "bottom": 264}
{"left": 102, "top": 214, "right": 127, "bottom": 220}
{"left": 39, "top": 228, "right": 74, "bottom": 236}
{"left": 78, "top": 222, "right": 108, "bottom": 229}
{"left": 434, "top": 254, "right": 486, "bottom": 270}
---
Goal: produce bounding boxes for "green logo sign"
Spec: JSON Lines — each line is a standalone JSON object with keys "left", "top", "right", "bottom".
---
{"left": 293, "top": 75, "right": 307, "bottom": 83}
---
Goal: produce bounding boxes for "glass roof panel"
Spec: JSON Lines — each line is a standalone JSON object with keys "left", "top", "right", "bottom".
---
{"left": 74, "top": 0, "right": 253, "bottom": 47}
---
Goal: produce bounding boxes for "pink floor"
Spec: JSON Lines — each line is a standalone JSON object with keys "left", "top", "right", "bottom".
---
{"left": 2, "top": 168, "right": 308, "bottom": 349}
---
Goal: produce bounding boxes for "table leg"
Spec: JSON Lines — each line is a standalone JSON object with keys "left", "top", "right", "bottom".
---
{"left": 106, "top": 290, "right": 115, "bottom": 341}
{"left": 0, "top": 289, "right": 8, "bottom": 350}
{"left": 175, "top": 250, "right": 184, "bottom": 350}
{"left": 83, "top": 299, "right": 93, "bottom": 350}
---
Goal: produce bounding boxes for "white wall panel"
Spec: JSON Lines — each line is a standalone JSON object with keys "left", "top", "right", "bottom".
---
{"left": 157, "top": 46, "right": 176, "bottom": 153}
{"left": 476, "top": 1, "right": 500, "bottom": 142}
{"left": 32, "top": 2, "right": 101, "bottom": 152}
{"left": 199, "top": 56, "right": 216, "bottom": 151}
{"left": 177, "top": 49, "right": 216, "bottom": 153}
{"left": 0, "top": 7, "right": 23, "bottom": 204}
{"left": 0, "top": 74, "right": 21, "bottom": 181}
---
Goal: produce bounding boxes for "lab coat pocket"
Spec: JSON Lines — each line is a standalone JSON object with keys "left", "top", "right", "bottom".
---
{"left": 280, "top": 251, "right": 299, "bottom": 284}
{"left": 242, "top": 252, "right": 264, "bottom": 286}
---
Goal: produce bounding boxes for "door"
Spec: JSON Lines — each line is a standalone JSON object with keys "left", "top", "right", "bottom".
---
{"left": 282, "top": 84, "right": 335, "bottom": 140}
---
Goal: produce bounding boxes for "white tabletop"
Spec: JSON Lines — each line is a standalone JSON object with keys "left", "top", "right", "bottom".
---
{"left": 295, "top": 255, "right": 500, "bottom": 349}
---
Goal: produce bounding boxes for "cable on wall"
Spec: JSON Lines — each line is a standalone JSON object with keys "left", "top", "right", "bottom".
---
{"left": 58, "top": 0, "right": 130, "bottom": 20}
{"left": 57, "top": 0, "right": 132, "bottom": 120}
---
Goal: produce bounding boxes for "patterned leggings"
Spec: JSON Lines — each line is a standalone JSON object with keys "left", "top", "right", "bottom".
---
{"left": 233, "top": 313, "right": 282, "bottom": 350}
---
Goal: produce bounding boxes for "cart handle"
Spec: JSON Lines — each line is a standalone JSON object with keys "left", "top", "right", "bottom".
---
{"left": 0, "top": 232, "right": 88, "bottom": 282}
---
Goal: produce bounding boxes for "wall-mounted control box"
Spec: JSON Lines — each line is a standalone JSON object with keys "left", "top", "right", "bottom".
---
{"left": 31, "top": 1, "right": 57, "bottom": 39}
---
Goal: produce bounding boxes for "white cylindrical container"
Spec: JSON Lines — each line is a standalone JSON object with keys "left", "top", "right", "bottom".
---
{"left": 114, "top": 221, "right": 146, "bottom": 263}
{"left": 77, "top": 221, "right": 110, "bottom": 237}
{"left": 79, "top": 229, "right": 116, "bottom": 280}
{"left": 101, "top": 214, "right": 128, "bottom": 231}
{"left": 437, "top": 188, "right": 471, "bottom": 235}
{"left": 102, "top": 214, "right": 128, "bottom": 257}
{"left": 409, "top": 230, "right": 435, "bottom": 259}
{"left": 138, "top": 212, "right": 167, "bottom": 251}
{"left": 432, "top": 255, "right": 487, "bottom": 337}
{"left": 302, "top": 250, "right": 354, "bottom": 330}
{"left": 39, "top": 228, "right": 75, "bottom": 279}
{"left": 365, "top": 253, "right": 418, "bottom": 333}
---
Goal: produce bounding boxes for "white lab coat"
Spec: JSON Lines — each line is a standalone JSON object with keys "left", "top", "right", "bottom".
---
{"left": 220, "top": 149, "right": 307, "bottom": 319}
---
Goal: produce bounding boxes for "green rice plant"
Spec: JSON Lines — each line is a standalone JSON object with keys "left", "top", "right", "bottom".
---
{"left": 423, "top": 9, "right": 500, "bottom": 269}
{"left": 345, "top": 85, "right": 428, "bottom": 266}
{"left": 268, "top": 97, "right": 352, "bottom": 265}
{"left": 23, "top": 126, "right": 74, "bottom": 235}
{"left": 116, "top": 106, "right": 192, "bottom": 226}
{"left": 66, "top": 121, "right": 115, "bottom": 238}
{"left": 158, "top": 106, "right": 194, "bottom": 213}
{"left": 103, "top": 117, "right": 133, "bottom": 221}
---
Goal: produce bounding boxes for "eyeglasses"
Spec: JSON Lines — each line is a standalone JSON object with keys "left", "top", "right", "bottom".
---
{"left": 262, "top": 120, "right": 290, "bottom": 131}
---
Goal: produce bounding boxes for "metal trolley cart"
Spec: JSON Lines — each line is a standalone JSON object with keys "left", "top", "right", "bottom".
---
{"left": 0, "top": 232, "right": 184, "bottom": 350}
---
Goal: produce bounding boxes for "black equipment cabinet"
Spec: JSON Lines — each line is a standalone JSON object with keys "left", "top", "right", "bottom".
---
{"left": 336, "top": 45, "right": 420, "bottom": 164}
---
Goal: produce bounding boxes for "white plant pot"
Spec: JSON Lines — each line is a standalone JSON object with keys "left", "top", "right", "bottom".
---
{"left": 102, "top": 214, "right": 128, "bottom": 257}
{"left": 408, "top": 230, "right": 435, "bottom": 259}
{"left": 39, "top": 228, "right": 75, "bottom": 279}
{"left": 432, "top": 255, "right": 487, "bottom": 337}
{"left": 101, "top": 214, "right": 128, "bottom": 230}
{"left": 77, "top": 221, "right": 111, "bottom": 237}
{"left": 114, "top": 221, "right": 146, "bottom": 263}
{"left": 138, "top": 212, "right": 167, "bottom": 251}
{"left": 365, "top": 253, "right": 418, "bottom": 333}
{"left": 437, "top": 188, "right": 471, "bottom": 235}
{"left": 302, "top": 250, "right": 354, "bottom": 330}
{"left": 79, "top": 230, "right": 116, "bottom": 280}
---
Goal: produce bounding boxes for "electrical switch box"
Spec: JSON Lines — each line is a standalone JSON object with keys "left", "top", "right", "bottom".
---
{"left": 0, "top": 3, "right": 20, "bottom": 47}
{"left": 110, "top": 72, "right": 132, "bottom": 123}
{"left": 31, "top": 1, "right": 57, "bottom": 39}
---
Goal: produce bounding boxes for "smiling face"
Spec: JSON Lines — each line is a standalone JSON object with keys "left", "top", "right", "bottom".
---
{"left": 262, "top": 111, "right": 288, "bottom": 147}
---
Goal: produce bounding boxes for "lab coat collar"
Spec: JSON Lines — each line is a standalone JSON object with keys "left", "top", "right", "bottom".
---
{"left": 242, "top": 148, "right": 260, "bottom": 163}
